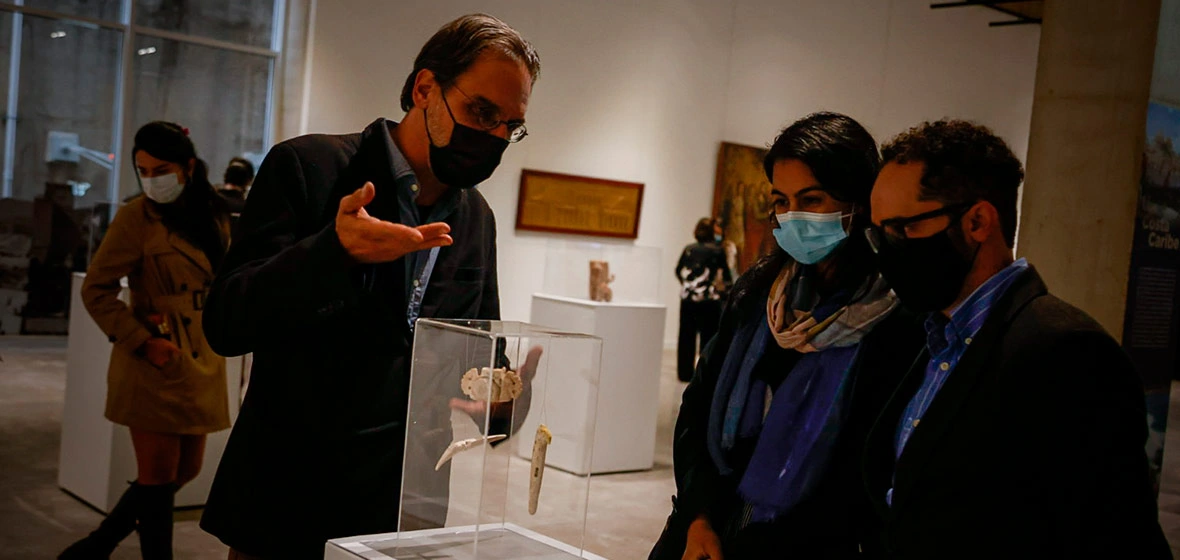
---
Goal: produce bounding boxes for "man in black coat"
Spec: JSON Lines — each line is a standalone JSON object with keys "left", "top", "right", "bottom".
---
{"left": 198, "top": 14, "right": 540, "bottom": 559}
{"left": 863, "top": 120, "right": 1171, "bottom": 559}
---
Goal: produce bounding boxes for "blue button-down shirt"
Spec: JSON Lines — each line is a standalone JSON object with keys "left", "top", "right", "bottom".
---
{"left": 382, "top": 122, "right": 461, "bottom": 328}
{"left": 886, "top": 257, "right": 1029, "bottom": 506}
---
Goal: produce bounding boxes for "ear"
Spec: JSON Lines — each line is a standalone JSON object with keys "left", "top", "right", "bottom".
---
{"left": 963, "top": 201, "right": 997, "bottom": 243}
{"left": 186, "top": 158, "right": 196, "bottom": 176}
{"left": 411, "top": 68, "right": 437, "bottom": 110}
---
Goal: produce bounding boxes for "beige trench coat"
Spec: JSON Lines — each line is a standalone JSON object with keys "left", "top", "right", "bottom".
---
{"left": 82, "top": 196, "right": 230, "bottom": 434}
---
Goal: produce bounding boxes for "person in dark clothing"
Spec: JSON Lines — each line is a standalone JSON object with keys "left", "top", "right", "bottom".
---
{"left": 862, "top": 120, "right": 1170, "bottom": 559}
{"left": 675, "top": 217, "right": 731, "bottom": 382}
{"left": 650, "top": 113, "right": 925, "bottom": 560}
{"left": 217, "top": 157, "right": 254, "bottom": 221}
{"left": 197, "top": 14, "right": 540, "bottom": 559}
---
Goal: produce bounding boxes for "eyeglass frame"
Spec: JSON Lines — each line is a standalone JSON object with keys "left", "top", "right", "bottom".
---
{"left": 443, "top": 83, "right": 529, "bottom": 143}
{"left": 863, "top": 201, "right": 976, "bottom": 253}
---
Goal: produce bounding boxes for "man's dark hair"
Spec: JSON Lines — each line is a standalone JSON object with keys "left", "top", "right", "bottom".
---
{"left": 694, "top": 217, "right": 714, "bottom": 243}
{"left": 400, "top": 14, "right": 540, "bottom": 112}
{"left": 223, "top": 157, "right": 255, "bottom": 187}
{"left": 881, "top": 120, "right": 1024, "bottom": 248}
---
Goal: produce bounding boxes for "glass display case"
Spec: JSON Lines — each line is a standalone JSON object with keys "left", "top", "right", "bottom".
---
{"left": 540, "top": 240, "right": 663, "bottom": 305}
{"left": 325, "top": 319, "right": 606, "bottom": 560}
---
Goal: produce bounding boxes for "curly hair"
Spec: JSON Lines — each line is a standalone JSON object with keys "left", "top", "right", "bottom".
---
{"left": 881, "top": 120, "right": 1024, "bottom": 247}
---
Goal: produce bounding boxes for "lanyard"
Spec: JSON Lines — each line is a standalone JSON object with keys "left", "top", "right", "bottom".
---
{"left": 406, "top": 246, "right": 440, "bottom": 331}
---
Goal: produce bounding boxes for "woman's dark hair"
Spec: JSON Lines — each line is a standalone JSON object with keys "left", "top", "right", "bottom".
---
{"left": 132, "top": 121, "right": 229, "bottom": 270}
{"left": 223, "top": 157, "right": 255, "bottom": 187}
{"left": 400, "top": 13, "right": 541, "bottom": 112}
{"left": 694, "top": 217, "right": 715, "bottom": 243}
{"left": 732, "top": 112, "right": 881, "bottom": 311}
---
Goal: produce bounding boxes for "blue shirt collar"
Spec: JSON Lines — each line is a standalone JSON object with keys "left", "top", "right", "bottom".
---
{"left": 924, "top": 257, "right": 1030, "bottom": 354}
{"left": 382, "top": 120, "right": 416, "bottom": 182}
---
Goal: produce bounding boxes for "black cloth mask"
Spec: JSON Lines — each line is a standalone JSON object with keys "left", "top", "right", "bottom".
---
{"left": 875, "top": 225, "right": 978, "bottom": 313}
{"left": 424, "top": 93, "right": 509, "bottom": 189}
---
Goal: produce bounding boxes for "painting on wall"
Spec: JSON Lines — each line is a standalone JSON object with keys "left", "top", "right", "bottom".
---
{"left": 712, "top": 142, "right": 775, "bottom": 274}
{"left": 516, "top": 170, "right": 644, "bottom": 239}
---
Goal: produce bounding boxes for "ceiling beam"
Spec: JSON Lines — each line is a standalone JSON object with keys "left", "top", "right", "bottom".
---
{"left": 930, "top": 1, "right": 1043, "bottom": 26}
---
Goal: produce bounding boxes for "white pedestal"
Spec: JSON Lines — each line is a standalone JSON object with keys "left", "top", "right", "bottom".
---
{"left": 527, "top": 294, "right": 665, "bottom": 474}
{"left": 57, "top": 272, "right": 242, "bottom": 511}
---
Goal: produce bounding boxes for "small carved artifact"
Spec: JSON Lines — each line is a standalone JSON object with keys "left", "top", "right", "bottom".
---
{"left": 528, "top": 424, "right": 553, "bottom": 515}
{"left": 589, "top": 260, "right": 615, "bottom": 302}
{"left": 460, "top": 367, "right": 523, "bottom": 403}
{"left": 434, "top": 434, "right": 508, "bottom": 471}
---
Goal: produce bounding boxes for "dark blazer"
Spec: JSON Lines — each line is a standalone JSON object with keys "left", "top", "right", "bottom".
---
{"left": 650, "top": 272, "right": 926, "bottom": 559}
{"left": 199, "top": 119, "right": 502, "bottom": 558}
{"left": 862, "top": 267, "right": 1171, "bottom": 559}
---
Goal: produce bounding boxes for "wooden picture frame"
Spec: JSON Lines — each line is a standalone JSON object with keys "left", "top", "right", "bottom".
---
{"left": 515, "top": 169, "right": 644, "bottom": 239}
{"left": 712, "top": 142, "right": 775, "bottom": 274}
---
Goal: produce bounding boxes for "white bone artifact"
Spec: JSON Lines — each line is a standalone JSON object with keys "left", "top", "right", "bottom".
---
{"left": 434, "top": 434, "right": 508, "bottom": 471}
{"left": 529, "top": 424, "right": 553, "bottom": 515}
{"left": 460, "top": 367, "right": 523, "bottom": 403}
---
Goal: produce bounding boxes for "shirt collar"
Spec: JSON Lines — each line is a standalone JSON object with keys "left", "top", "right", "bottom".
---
{"left": 382, "top": 120, "right": 416, "bottom": 182}
{"left": 925, "top": 257, "right": 1030, "bottom": 354}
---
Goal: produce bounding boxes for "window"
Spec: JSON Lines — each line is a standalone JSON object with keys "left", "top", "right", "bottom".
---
{"left": 134, "top": 0, "right": 277, "bottom": 48}
{"left": 125, "top": 36, "right": 272, "bottom": 200}
{"left": 14, "top": 15, "right": 120, "bottom": 207}
{"left": 24, "top": 0, "right": 122, "bottom": 22}
{"left": 0, "top": 1, "right": 285, "bottom": 334}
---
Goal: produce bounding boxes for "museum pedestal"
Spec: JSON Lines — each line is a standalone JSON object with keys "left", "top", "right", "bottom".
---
{"left": 529, "top": 294, "right": 665, "bottom": 474}
{"left": 57, "top": 272, "right": 243, "bottom": 511}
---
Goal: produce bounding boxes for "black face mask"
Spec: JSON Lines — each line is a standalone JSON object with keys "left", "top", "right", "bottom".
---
{"left": 424, "top": 92, "right": 509, "bottom": 189}
{"left": 874, "top": 225, "right": 978, "bottom": 313}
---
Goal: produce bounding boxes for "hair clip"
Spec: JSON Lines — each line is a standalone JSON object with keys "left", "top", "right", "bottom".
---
{"left": 182, "top": 127, "right": 190, "bottom": 136}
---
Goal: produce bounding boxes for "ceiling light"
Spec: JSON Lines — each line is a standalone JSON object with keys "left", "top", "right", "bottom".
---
{"left": 137, "top": 46, "right": 157, "bottom": 56}
{"left": 50, "top": 31, "right": 66, "bottom": 39}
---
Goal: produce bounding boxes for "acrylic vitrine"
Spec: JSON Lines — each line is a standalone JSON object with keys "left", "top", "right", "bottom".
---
{"left": 324, "top": 319, "right": 606, "bottom": 560}
{"left": 540, "top": 240, "right": 663, "bottom": 305}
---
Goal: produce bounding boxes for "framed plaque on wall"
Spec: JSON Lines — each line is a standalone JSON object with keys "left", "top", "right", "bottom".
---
{"left": 515, "top": 169, "right": 643, "bottom": 239}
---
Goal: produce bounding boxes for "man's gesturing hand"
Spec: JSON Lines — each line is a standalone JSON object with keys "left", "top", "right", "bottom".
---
{"left": 336, "top": 182, "right": 453, "bottom": 264}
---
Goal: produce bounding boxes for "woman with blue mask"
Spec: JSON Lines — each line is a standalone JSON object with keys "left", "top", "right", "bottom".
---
{"left": 62, "top": 122, "right": 231, "bottom": 560}
{"left": 650, "top": 113, "right": 925, "bottom": 560}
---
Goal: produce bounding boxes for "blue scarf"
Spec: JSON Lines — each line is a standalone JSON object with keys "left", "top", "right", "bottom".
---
{"left": 706, "top": 271, "right": 890, "bottom": 522}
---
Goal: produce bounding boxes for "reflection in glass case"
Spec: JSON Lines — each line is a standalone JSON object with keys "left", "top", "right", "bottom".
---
{"left": 540, "top": 241, "right": 662, "bottom": 305}
{"left": 326, "top": 319, "right": 606, "bottom": 560}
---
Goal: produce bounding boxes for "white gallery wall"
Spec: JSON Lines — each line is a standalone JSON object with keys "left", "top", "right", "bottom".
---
{"left": 300, "top": 0, "right": 1041, "bottom": 345}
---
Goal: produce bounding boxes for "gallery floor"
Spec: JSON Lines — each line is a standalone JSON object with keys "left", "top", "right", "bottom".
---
{"left": 3, "top": 335, "right": 1180, "bottom": 559}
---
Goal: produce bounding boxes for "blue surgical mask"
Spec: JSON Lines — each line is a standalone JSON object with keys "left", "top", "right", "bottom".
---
{"left": 772, "top": 210, "right": 850, "bottom": 264}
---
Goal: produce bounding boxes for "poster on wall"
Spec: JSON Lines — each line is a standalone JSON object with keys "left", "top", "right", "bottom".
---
{"left": 1122, "top": 100, "right": 1180, "bottom": 492}
{"left": 712, "top": 142, "right": 776, "bottom": 274}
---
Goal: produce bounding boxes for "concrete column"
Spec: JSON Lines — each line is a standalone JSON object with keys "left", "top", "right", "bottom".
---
{"left": 1016, "top": 0, "right": 1161, "bottom": 338}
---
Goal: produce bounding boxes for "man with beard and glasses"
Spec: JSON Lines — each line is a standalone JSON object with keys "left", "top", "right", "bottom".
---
{"left": 197, "top": 14, "right": 540, "bottom": 559}
{"left": 861, "top": 120, "right": 1170, "bottom": 559}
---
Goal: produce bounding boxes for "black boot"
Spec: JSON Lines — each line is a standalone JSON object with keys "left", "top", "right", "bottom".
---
{"left": 59, "top": 482, "right": 143, "bottom": 559}
{"left": 135, "top": 483, "right": 175, "bottom": 560}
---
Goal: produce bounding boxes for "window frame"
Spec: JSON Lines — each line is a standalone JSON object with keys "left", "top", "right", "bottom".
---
{"left": 0, "top": 0, "right": 286, "bottom": 218}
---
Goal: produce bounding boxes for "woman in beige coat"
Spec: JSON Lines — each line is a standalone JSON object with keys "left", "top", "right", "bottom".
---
{"left": 61, "top": 122, "right": 231, "bottom": 560}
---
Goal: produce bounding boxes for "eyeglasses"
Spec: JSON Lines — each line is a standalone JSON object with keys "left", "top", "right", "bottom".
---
{"left": 864, "top": 202, "right": 975, "bottom": 253}
{"left": 446, "top": 85, "right": 529, "bottom": 143}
